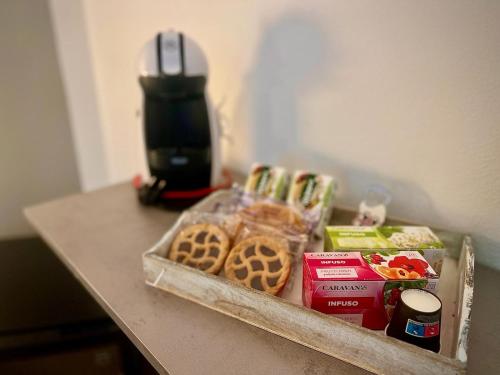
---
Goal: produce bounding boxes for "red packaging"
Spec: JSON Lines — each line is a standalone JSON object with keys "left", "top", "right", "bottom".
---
{"left": 302, "top": 251, "right": 439, "bottom": 330}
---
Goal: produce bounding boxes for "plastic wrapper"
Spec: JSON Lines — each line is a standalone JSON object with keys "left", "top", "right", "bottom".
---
{"left": 237, "top": 200, "right": 309, "bottom": 235}
{"left": 161, "top": 190, "right": 310, "bottom": 296}
{"left": 243, "top": 163, "right": 289, "bottom": 200}
{"left": 232, "top": 197, "right": 310, "bottom": 295}
{"left": 286, "top": 170, "right": 336, "bottom": 237}
{"left": 160, "top": 212, "right": 243, "bottom": 278}
{"left": 232, "top": 219, "right": 308, "bottom": 295}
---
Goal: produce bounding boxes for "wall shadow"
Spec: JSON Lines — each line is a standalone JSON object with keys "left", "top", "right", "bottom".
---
{"left": 248, "top": 13, "right": 330, "bottom": 164}
{"left": 239, "top": 13, "right": 437, "bottom": 225}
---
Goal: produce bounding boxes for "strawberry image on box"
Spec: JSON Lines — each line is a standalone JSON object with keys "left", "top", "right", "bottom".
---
{"left": 302, "top": 251, "right": 439, "bottom": 330}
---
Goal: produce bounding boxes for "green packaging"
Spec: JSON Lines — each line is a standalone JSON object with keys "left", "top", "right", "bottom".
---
{"left": 244, "top": 163, "right": 288, "bottom": 200}
{"left": 287, "top": 170, "right": 336, "bottom": 237}
{"left": 324, "top": 226, "right": 445, "bottom": 274}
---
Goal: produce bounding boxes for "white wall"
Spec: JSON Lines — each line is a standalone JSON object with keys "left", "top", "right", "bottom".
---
{"left": 52, "top": 0, "right": 500, "bottom": 269}
{"left": 0, "top": 0, "right": 80, "bottom": 239}
{"left": 49, "top": 0, "right": 109, "bottom": 191}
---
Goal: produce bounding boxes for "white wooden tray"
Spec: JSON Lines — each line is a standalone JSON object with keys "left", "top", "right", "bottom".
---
{"left": 143, "top": 189, "right": 474, "bottom": 374}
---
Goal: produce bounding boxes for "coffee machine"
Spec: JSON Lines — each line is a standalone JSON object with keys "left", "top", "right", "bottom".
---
{"left": 137, "top": 30, "right": 226, "bottom": 205}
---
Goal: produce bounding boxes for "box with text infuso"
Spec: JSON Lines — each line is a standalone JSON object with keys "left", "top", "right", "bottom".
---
{"left": 302, "top": 252, "right": 439, "bottom": 330}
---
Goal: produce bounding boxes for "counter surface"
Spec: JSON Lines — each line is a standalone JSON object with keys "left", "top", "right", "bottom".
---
{"left": 25, "top": 183, "right": 499, "bottom": 374}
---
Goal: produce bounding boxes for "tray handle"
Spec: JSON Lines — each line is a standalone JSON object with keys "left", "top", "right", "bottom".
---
{"left": 454, "top": 235, "right": 474, "bottom": 363}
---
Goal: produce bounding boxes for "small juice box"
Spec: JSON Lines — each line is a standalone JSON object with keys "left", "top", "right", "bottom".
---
{"left": 302, "top": 251, "right": 439, "bottom": 330}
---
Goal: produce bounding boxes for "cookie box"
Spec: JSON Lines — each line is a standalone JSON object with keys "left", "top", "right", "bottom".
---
{"left": 143, "top": 188, "right": 474, "bottom": 374}
{"left": 302, "top": 251, "right": 439, "bottom": 329}
{"left": 324, "top": 226, "right": 446, "bottom": 274}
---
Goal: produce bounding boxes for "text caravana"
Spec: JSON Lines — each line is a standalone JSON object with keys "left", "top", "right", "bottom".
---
{"left": 321, "top": 285, "right": 368, "bottom": 291}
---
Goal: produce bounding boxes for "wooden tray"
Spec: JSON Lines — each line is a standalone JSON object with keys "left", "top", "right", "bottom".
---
{"left": 143, "top": 190, "right": 474, "bottom": 374}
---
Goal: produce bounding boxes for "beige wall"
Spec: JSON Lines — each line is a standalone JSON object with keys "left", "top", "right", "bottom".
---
{"left": 0, "top": 0, "right": 80, "bottom": 239}
{"left": 49, "top": 0, "right": 109, "bottom": 191}
{"left": 53, "top": 0, "right": 500, "bottom": 269}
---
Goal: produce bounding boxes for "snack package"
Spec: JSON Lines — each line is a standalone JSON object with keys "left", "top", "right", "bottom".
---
{"left": 302, "top": 251, "right": 439, "bottom": 330}
{"left": 224, "top": 229, "right": 301, "bottom": 296}
{"left": 235, "top": 220, "right": 308, "bottom": 266}
{"left": 286, "top": 170, "right": 336, "bottom": 237}
{"left": 324, "top": 226, "right": 446, "bottom": 274}
{"left": 237, "top": 201, "right": 308, "bottom": 235}
{"left": 163, "top": 212, "right": 242, "bottom": 275}
{"left": 233, "top": 202, "right": 309, "bottom": 295}
{"left": 166, "top": 200, "right": 308, "bottom": 296}
{"left": 244, "top": 163, "right": 288, "bottom": 200}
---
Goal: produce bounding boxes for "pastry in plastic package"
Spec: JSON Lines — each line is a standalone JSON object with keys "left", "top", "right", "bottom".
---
{"left": 169, "top": 223, "right": 230, "bottom": 274}
{"left": 165, "top": 212, "right": 240, "bottom": 274}
{"left": 224, "top": 235, "right": 291, "bottom": 296}
{"left": 238, "top": 201, "right": 308, "bottom": 235}
{"left": 230, "top": 219, "right": 308, "bottom": 295}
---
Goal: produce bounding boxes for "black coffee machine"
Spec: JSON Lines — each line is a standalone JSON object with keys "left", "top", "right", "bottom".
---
{"left": 137, "top": 30, "right": 224, "bottom": 206}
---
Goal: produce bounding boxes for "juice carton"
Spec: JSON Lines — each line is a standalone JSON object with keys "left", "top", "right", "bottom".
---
{"left": 302, "top": 251, "right": 439, "bottom": 330}
{"left": 324, "top": 226, "right": 446, "bottom": 274}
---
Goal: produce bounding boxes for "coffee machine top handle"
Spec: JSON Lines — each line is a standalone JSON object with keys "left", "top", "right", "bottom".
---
{"left": 138, "top": 30, "right": 209, "bottom": 78}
